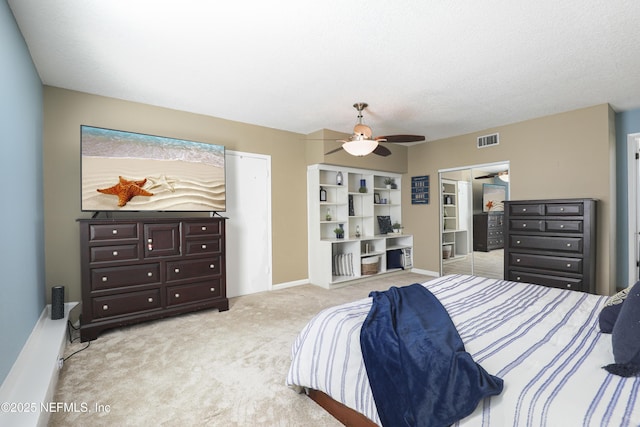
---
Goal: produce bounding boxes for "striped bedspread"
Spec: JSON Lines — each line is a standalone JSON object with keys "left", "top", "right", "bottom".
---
{"left": 286, "top": 275, "right": 640, "bottom": 426}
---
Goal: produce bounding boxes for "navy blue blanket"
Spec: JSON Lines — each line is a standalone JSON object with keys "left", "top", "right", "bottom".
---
{"left": 360, "top": 284, "right": 503, "bottom": 427}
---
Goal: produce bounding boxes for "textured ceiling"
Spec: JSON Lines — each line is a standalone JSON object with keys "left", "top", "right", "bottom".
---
{"left": 8, "top": 0, "right": 640, "bottom": 141}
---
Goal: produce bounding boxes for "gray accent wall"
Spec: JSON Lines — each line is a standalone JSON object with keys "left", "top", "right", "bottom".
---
{"left": 0, "top": 1, "right": 45, "bottom": 384}
{"left": 615, "top": 108, "right": 640, "bottom": 288}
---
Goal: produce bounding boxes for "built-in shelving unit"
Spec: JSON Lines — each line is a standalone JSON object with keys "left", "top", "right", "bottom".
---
{"left": 308, "top": 164, "right": 413, "bottom": 288}
{"left": 441, "top": 178, "right": 468, "bottom": 261}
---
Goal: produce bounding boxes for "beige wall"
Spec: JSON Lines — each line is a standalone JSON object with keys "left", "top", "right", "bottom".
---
{"left": 43, "top": 87, "right": 313, "bottom": 303}
{"left": 404, "top": 103, "right": 616, "bottom": 295}
{"left": 43, "top": 87, "right": 615, "bottom": 303}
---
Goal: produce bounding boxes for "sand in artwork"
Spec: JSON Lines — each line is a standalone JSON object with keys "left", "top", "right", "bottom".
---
{"left": 82, "top": 156, "right": 225, "bottom": 211}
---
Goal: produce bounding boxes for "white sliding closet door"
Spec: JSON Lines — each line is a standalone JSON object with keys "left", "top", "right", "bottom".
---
{"left": 224, "top": 151, "right": 272, "bottom": 297}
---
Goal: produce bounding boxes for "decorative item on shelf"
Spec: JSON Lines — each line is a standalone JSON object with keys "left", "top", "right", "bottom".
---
{"left": 374, "top": 193, "right": 381, "bottom": 204}
{"left": 392, "top": 222, "right": 403, "bottom": 233}
{"left": 355, "top": 225, "right": 361, "bottom": 238}
{"left": 320, "top": 186, "right": 327, "bottom": 202}
{"left": 377, "top": 216, "right": 394, "bottom": 234}
{"left": 326, "top": 208, "right": 332, "bottom": 221}
{"left": 348, "top": 194, "right": 355, "bottom": 216}
{"left": 442, "top": 244, "right": 453, "bottom": 259}
{"left": 334, "top": 225, "right": 344, "bottom": 239}
{"left": 359, "top": 178, "right": 367, "bottom": 193}
{"left": 384, "top": 177, "right": 394, "bottom": 189}
{"left": 336, "top": 171, "right": 343, "bottom": 185}
{"left": 444, "top": 195, "right": 453, "bottom": 205}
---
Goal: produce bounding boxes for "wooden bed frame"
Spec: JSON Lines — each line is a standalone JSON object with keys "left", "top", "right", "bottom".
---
{"left": 307, "top": 388, "right": 377, "bottom": 427}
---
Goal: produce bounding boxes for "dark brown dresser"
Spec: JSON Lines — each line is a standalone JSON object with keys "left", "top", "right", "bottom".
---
{"left": 78, "top": 217, "right": 228, "bottom": 341}
{"left": 473, "top": 212, "right": 504, "bottom": 251}
{"left": 503, "top": 199, "right": 597, "bottom": 293}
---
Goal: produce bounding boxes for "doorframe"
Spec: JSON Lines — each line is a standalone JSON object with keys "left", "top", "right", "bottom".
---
{"left": 627, "top": 133, "right": 640, "bottom": 284}
{"left": 438, "top": 160, "right": 510, "bottom": 276}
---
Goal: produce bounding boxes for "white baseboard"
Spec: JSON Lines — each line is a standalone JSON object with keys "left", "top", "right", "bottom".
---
{"left": 0, "top": 302, "right": 77, "bottom": 427}
{"left": 272, "top": 278, "right": 308, "bottom": 291}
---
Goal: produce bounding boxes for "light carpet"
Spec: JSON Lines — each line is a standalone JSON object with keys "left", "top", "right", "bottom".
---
{"left": 50, "top": 271, "right": 433, "bottom": 426}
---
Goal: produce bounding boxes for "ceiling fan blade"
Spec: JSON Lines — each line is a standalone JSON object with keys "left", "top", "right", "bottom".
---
{"left": 474, "top": 174, "right": 496, "bottom": 179}
{"left": 378, "top": 134, "right": 425, "bottom": 143}
{"left": 325, "top": 146, "right": 344, "bottom": 155}
{"left": 373, "top": 145, "right": 391, "bottom": 157}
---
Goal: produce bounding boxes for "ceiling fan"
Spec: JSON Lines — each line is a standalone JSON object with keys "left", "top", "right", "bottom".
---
{"left": 475, "top": 170, "right": 509, "bottom": 182}
{"left": 325, "top": 102, "right": 425, "bottom": 157}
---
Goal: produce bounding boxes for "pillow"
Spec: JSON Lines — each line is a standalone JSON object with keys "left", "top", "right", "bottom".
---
{"left": 599, "top": 287, "right": 630, "bottom": 333}
{"left": 604, "top": 281, "right": 640, "bottom": 377}
{"left": 377, "top": 216, "right": 394, "bottom": 234}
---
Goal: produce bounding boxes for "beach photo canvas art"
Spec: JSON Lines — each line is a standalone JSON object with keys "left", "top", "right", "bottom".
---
{"left": 81, "top": 126, "right": 225, "bottom": 212}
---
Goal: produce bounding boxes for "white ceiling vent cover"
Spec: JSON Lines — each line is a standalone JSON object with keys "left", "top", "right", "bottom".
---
{"left": 477, "top": 133, "right": 499, "bottom": 148}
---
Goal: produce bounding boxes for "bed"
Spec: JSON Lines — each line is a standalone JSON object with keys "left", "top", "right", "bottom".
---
{"left": 286, "top": 275, "right": 640, "bottom": 426}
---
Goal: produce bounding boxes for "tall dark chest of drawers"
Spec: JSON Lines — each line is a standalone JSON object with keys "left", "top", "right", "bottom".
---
{"left": 78, "top": 217, "right": 228, "bottom": 341}
{"left": 473, "top": 212, "right": 504, "bottom": 251}
{"left": 504, "top": 199, "right": 597, "bottom": 293}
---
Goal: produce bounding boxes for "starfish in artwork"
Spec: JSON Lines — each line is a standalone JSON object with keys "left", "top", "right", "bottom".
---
{"left": 97, "top": 176, "right": 154, "bottom": 207}
{"left": 146, "top": 174, "right": 177, "bottom": 193}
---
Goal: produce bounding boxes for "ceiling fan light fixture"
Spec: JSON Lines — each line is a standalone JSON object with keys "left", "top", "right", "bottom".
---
{"left": 498, "top": 173, "right": 509, "bottom": 182}
{"left": 342, "top": 139, "right": 378, "bottom": 156}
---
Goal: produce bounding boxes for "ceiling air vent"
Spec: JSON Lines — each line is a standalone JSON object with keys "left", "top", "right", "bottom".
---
{"left": 477, "top": 133, "right": 499, "bottom": 148}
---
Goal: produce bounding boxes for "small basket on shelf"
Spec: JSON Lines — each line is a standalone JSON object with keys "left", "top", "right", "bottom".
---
{"left": 361, "top": 256, "right": 380, "bottom": 275}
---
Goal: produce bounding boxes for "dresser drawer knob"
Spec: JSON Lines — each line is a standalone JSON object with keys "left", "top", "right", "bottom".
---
{"left": 566, "top": 243, "right": 571, "bottom": 247}
{"left": 522, "top": 223, "right": 527, "bottom": 228}
{"left": 112, "top": 229, "right": 118, "bottom": 235}
{"left": 210, "top": 287, "right": 215, "bottom": 292}
{"left": 201, "top": 226, "right": 207, "bottom": 231}
{"left": 148, "top": 297, "right": 154, "bottom": 303}
{"left": 210, "top": 264, "right": 215, "bottom": 269}
{"left": 102, "top": 304, "right": 109, "bottom": 311}
{"left": 147, "top": 272, "right": 153, "bottom": 277}
{"left": 567, "top": 284, "right": 572, "bottom": 288}
{"left": 560, "top": 224, "right": 565, "bottom": 228}
{"left": 516, "top": 240, "right": 521, "bottom": 244}
{"left": 102, "top": 276, "right": 108, "bottom": 282}
{"left": 174, "top": 268, "right": 180, "bottom": 273}
{"left": 175, "top": 293, "right": 180, "bottom": 298}
{"left": 567, "top": 263, "right": 571, "bottom": 268}
{"left": 516, "top": 258, "right": 521, "bottom": 263}
{"left": 522, "top": 208, "right": 527, "bottom": 212}
{"left": 560, "top": 207, "right": 565, "bottom": 211}
{"left": 202, "top": 244, "right": 207, "bottom": 249}
{"left": 112, "top": 250, "right": 118, "bottom": 256}
{"left": 516, "top": 276, "right": 521, "bottom": 281}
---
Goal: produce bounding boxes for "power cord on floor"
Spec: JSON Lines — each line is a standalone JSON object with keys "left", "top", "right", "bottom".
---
{"left": 63, "top": 320, "right": 91, "bottom": 361}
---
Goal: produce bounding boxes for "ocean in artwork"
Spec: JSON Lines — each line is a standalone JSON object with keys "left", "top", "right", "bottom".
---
{"left": 81, "top": 126, "right": 225, "bottom": 212}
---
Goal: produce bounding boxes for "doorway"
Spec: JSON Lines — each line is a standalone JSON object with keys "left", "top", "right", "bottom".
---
{"left": 439, "top": 161, "right": 510, "bottom": 278}
{"left": 225, "top": 151, "right": 272, "bottom": 297}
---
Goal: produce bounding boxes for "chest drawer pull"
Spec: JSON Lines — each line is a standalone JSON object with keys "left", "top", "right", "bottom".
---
{"left": 560, "top": 207, "right": 565, "bottom": 211}
{"left": 175, "top": 293, "right": 180, "bottom": 298}
{"left": 516, "top": 258, "right": 521, "bottom": 263}
{"left": 201, "top": 226, "right": 207, "bottom": 231}
{"left": 210, "top": 264, "right": 215, "bottom": 269}
{"left": 174, "top": 268, "right": 180, "bottom": 273}
{"left": 148, "top": 297, "right": 154, "bottom": 303}
{"left": 516, "top": 240, "right": 521, "bottom": 244}
{"left": 112, "top": 229, "right": 118, "bottom": 235}
{"left": 566, "top": 243, "right": 571, "bottom": 247}
{"left": 560, "top": 224, "right": 565, "bottom": 228}
{"left": 522, "top": 224, "right": 527, "bottom": 228}
{"left": 202, "top": 244, "right": 207, "bottom": 249}
{"left": 112, "top": 250, "right": 118, "bottom": 256}
{"left": 102, "top": 276, "right": 108, "bottom": 282}
{"left": 102, "top": 304, "right": 109, "bottom": 311}
{"left": 566, "top": 283, "right": 572, "bottom": 288}
{"left": 516, "top": 276, "right": 521, "bottom": 281}
{"left": 147, "top": 272, "right": 153, "bottom": 277}
{"left": 567, "top": 263, "right": 572, "bottom": 268}
{"left": 210, "top": 287, "right": 215, "bottom": 292}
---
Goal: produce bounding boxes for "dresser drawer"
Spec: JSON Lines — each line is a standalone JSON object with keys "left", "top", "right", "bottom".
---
{"left": 508, "top": 270, "right": 584, "bottom": 292}
{"left": 92, "top": 289, "right": 161, "bottom": 319}
{"left": 166, "top": 256, "right": 221, "bottom": 282}
{"left": 90, "top": 244, "right": 139, "bottom": 263}
{"left": 91, "top": 263, "right": 161, "bottom": 290}
{"left": 508, "top": 204, "right": 544, "bottom": 216}
{"left": 509, "top": 219, "right": 544, "bottom": 232}
{"left": 184, "top": 221, "right": 222, "bottom": 237}
{"left": 185, "top": 238, "right": 222, "bottom": 255}
{"left": 89, "top": 223, "right": 138, "bottom": 242}
{"left": 545, "top": 220, "right": 583, "bottom": 233}
{"left": 167, "top": 278, "right": 223, "bottom": 306}
{"left": 546, "top": 203, "right": 583, "bottom": 216}
{"left": 509, "top": 235, "right": 583, "bottom": 253}
{"left": 509, "top": 253, "right": 582, "bottom": 273}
